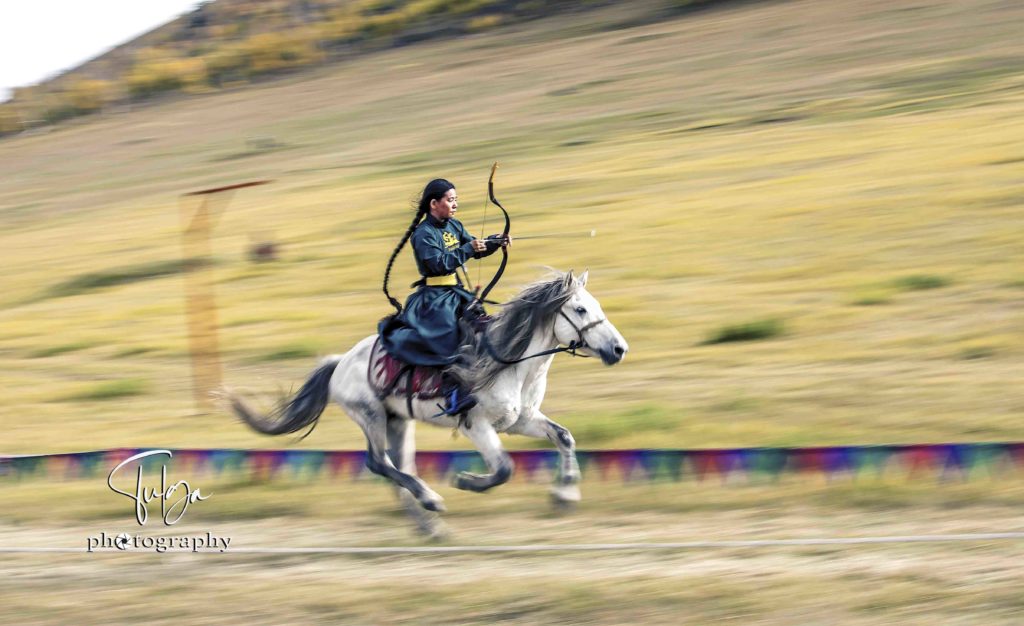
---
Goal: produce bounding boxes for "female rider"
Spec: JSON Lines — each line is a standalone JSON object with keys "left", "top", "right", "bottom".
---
{"left": 379, "top": 178, "right": 509, "bottom": 415}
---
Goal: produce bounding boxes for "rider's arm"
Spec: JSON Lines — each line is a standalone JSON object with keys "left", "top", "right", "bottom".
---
{"left": 412, "top": 227, "right": 477, "bottom": 275}
{"left": 454, "top": 220, "right": 500, "bottom": 259}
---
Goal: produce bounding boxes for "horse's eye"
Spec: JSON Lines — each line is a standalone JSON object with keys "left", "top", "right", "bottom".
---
{"left": 575, "top": 306, "right": 587, "bottom": 315}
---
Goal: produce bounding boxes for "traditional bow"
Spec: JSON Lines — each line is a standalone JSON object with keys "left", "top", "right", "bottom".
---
{"left": 472, "top": 162, "right": 511, "bottom": 308}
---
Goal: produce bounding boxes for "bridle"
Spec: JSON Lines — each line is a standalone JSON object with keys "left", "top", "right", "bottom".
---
{"left": 557, "top": 309, "right": 608, "bottom": 355}
{"left": 481, "top": 304, "right": 607, "bottom": 366}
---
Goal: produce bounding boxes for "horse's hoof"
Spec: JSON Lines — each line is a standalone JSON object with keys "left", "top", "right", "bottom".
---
{"left": 420, "top": 522, "right": 451, "bottom": 543}
{"left": 422, "top": 498, "right": 447, "bottom": 513}
{"left": 453, "top": 472, "right": 483, "bottom": 492}
{"left": 550, "top": 494, "right": 578, "bottom": 513}
{"left": 550, "top": 483, "right": 581, "bottom": 509}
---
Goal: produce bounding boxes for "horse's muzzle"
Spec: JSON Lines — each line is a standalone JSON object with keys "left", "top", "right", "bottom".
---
{"left": 599, "top": 342, "right": 627, "bottom": 365}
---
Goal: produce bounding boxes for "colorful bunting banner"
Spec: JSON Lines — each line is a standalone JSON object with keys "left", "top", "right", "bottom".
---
{"left": 2, "top": 444, "right": 1024, "bottom": 484}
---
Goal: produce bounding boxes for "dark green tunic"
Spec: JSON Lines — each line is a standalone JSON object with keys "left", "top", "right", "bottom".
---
{"left": 379, "top": 214, "right": 497, "bottom": 366}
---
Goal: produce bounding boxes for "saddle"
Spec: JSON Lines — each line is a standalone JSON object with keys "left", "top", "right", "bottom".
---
{"left": 367, "top": 337, "right": 447, "bottom": 402}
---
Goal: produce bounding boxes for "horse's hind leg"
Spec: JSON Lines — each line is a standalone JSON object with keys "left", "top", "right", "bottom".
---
{"left": 386, "top": 416, "right": 448, "bottom": 538}
{"left": 345, "top": 400, "right": 446, "bottom": 512}
{"left": 453, "top": 418, "right": 514, "bottom": 493}
{"left": 507, "top": 412, "right": 581, "bottom": 505}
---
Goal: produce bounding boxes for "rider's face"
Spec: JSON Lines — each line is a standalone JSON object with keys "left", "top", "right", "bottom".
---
{"left": 430, "top": 188, "right": 458, "bottom": 220}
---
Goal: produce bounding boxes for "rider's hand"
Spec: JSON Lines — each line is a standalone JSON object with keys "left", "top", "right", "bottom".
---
{"left": 485, "top": 234, "right": 511, "bottom": 250}
{"left": 471, "top": 239, "right": 488, "bottom": 253}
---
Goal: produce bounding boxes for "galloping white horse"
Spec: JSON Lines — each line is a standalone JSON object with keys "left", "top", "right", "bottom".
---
{"left": 229, "top": 269, "right": 628, "bottom": 535}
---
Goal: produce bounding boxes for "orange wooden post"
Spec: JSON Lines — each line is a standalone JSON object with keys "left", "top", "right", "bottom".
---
{"left": 179, "top": 180, "right": 271, "bottom": 413}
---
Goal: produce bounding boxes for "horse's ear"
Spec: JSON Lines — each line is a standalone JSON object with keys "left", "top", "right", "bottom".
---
{"left": 578, "top": 269, "right": 589, "bottom": 288}
{"left": 564, "top": 269, "right": 574, "bottom": 287}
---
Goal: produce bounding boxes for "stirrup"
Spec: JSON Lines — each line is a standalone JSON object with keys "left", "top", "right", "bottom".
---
{"left": 432, "top": 388, "right": 478, "bottom": 418}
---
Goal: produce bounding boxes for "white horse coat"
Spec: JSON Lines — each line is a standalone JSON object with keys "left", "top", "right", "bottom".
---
{"left": 231, "top": 270, "right": 628, "bottom": 535}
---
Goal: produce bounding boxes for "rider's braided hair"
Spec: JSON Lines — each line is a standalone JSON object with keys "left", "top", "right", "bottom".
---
{"left": 382, "top": 178, "right": 455, "bottom": 313}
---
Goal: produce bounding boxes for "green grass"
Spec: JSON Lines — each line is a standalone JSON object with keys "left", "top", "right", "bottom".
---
{"left": 892, "top": 274, "right": 952, "bottom": 292}
{"left": 62, "top": 379, "right": 148, "bottom": 401}
{"left": 254, "top": 340, "right": 323, "bottom": 362}
{"left": 564, "top": 403, "right": 681, "bottom": 445}
{"left": 28, "top": 341, "right": 94, "bottom": 358}
{"left": 42, "top": 258, "right": 205, "bottom": 299}
{"left": 849, "top": 290, "right": 893, "bottom": 306}
{"left": 112, "top": 346, "right": 156, "bottom": 358}
{"left": 959, "top": 344, "right": 997, "bottom": 360}
{"left": 701, "top": 318, "right": 786, "bottom": 345}
{"left": 849, "top": 274, "right": 953, "bottom": 305}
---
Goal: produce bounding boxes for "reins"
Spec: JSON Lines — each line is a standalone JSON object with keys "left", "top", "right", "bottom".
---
{"left": 480, "top": 309, "right": 607, "bottom": 365}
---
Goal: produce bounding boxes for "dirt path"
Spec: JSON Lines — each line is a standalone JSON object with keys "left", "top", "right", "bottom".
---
{"left": 3, "top": 482, "right": 1024, "bottom": 624}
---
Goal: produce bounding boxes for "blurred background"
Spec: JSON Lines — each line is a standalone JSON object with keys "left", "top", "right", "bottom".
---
{"left": 1, "top": 0, "right": 1023, "bottom": 623}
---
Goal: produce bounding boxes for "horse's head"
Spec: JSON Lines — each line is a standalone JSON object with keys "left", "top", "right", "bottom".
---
{"left": 552, "top": 270, "right": 628, "bottom": 365}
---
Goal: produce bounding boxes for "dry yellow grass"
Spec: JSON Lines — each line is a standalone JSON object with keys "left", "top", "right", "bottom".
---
{"left": 6, "top": 0, "right": 1024, "bottom": 618}
{"left": 1, "top": 0, "right": 1024, "bottom": 619}
{"left": 2, "top": 0, "right": 1022, "bottom": 456}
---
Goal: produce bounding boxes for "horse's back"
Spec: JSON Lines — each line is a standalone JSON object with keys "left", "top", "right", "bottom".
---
{"left": 323, "top": 335, "right": 377, "bottom": 395}
{"left": 348, "top": 334, "right": 378, "bottom": 360}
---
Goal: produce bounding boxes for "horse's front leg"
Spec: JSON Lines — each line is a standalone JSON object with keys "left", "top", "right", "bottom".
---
{"left": 453, "top": 417, "right": 514, "bottom": 493}
{"left": 507, "top": 412, "right": 581, "bottom": 504}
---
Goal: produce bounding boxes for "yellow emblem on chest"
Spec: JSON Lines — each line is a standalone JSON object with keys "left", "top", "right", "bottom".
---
{"left": 442, "top": 231, "right": 459, "bottom": 250}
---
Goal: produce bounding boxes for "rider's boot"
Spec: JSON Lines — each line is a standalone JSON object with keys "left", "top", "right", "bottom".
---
{"left": 439, "top": 384, "right": 477, "bottom": 416}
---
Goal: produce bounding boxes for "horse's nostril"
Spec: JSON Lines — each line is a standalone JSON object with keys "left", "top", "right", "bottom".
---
{"left": 613, "top": 345, "right": 625, "bottom": 357}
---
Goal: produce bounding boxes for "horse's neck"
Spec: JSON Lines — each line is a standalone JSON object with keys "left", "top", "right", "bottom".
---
{"left": 509, "top": 319, "right": 559, "bottom": 382}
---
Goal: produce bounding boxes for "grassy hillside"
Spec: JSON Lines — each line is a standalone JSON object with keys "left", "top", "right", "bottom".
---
{"left": 0, "top": 0, "right": 1022, "bottom": 455}
{"left": 3, "top": 2, "right": 1024, "bottom": 622}
{"left": 1, "top": 0, "right": 691, "bottom": 133}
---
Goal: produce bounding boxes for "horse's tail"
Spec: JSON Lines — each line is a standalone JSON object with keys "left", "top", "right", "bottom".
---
{"left": 229, "top": 356, "right": 342, "bottom": 439}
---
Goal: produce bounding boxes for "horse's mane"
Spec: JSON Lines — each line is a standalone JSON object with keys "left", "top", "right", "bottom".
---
{"left": 448, "top": 270, "right": 579, "bottom": 391}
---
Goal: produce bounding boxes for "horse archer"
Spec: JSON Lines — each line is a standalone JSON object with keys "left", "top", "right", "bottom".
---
{"left": 228, "top": 166, "right": 628, "bottom": 536}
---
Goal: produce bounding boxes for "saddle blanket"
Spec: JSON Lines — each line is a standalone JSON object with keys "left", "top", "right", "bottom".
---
{"left": 367, "top": 337, "right": 446, "bottom": 400}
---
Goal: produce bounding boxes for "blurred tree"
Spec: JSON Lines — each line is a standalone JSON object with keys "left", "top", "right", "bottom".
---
{"left": 0, "top": 0, "right": 626, "bottom": 134}
{"left": 68, "top": 79, "right": 115, "bottom": 113}
{"left": 0, "top": 104, "right": 23, "bottom": 136}
{"left": 127, "top": 50, "right": 207, "bottom": 98}
{"left": 204, "top": 45, "right": 251, "bottom": 86}
{"left": 242, "top": 30, "right": 323, "bottom": 76}
{"left": 467, "top": 13, "right": 504, "bottom": 32}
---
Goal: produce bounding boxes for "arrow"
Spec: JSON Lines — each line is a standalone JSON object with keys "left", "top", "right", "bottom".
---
{"left": 497, "top": 229, "right": 597, "bottom": 242}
